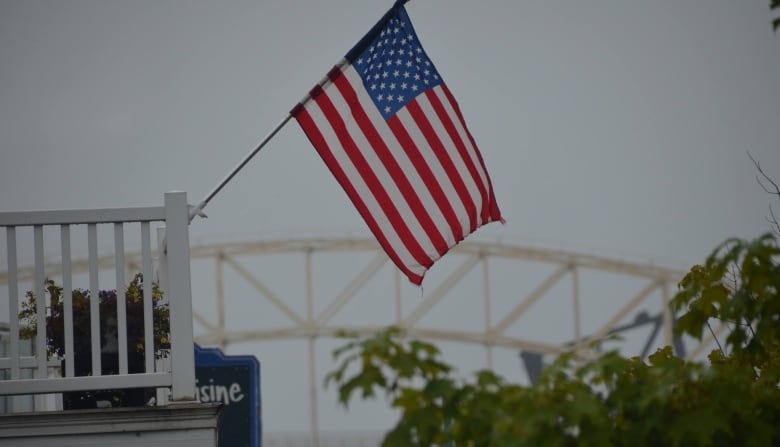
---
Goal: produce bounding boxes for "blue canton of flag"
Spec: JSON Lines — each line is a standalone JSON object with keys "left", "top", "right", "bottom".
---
{"left": 353, "top": 10, "right": 443, "bottom": 120}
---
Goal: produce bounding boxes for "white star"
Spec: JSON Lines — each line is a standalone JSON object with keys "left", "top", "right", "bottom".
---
{"left": 393, "top": 70, "right": 400, "bottom": 77}
{"left": 403, "top": 71, "right": 410, "bottom": 78}
{"left": 389, "top": 49, "right": 395, "bottom": 56}
{"left": 406, "top": 61, "right": 413, "bottom": 68}
{"left": 396, "top": 59, "right": 402, "bottom": 66}
{"left": 411, "top": 84, "right": 419, "bottom": 92}
{"left": 393, "top": 27, "right": 400, "bottom": 34}
{"left": 380, "top": 82, "right": 386, "bottom": 89}
{"left": 387, "top": 94, "right": 394, "bottom": 101}
{"left": 357, "top": 58, "right": 363, "bottom": 65}
{"left": 401, "top": 82, "right": 408, "bottom": 90}
{"left": 398, "top": 49, "right": 405, "bottom": 56}
{"left": 377, "top": 94, "right": 384, "bottom": 101}
{"left": 373, "top": 73, "right": 380, "bottom": 80}
{"left": 384, "top": 106, "right": 391, "bottom": 113}
{"left": 382, "top": 71, "right": 389, "bottom": 78}
{"left": 401, "top": 38, "right": 407, "bottom": 45}
{"left": 414, "top": 73, "right": 421, "bottom": 81}
{"left": 389, "top": 82, "right": 396, "bottom": 90}
{"left": 397, "top": 95, "right": 404, "bottom": 102}
{"left": 424, "top": 69, "right": 430, "bottom": 76}
{"left": 370, "top": 84, "right": 378, "bottom": 91}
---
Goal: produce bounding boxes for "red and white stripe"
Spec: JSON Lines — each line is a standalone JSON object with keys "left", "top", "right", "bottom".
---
{"left": 293, "top": 63, "right": 502, "bottom": 285}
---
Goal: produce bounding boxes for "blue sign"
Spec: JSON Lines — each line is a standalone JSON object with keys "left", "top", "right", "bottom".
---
{"left": 194, "top": 345, "right": 261, "bottom": 447}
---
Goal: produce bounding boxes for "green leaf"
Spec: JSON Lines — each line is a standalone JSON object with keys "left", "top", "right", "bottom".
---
{"left": 409, "top": 339, "right": 439, "bottom": 356}
{"left": 674, "top": 309, "right": 706, "bottom": 339}
{"left": 423, "top": 377, "right": 455, "bottom": 399}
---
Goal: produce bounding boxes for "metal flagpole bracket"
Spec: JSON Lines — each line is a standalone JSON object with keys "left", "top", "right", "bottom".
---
{"left": 190, "top": 203, "right": 208, "bottom": 219}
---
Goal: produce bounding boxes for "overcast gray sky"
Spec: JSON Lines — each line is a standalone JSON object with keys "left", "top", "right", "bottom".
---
{"left": 2, "top": 0, "right": 780, "bottom": 435}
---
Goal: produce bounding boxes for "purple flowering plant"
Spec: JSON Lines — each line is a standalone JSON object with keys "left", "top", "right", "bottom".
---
{"left": 19, "top": 273, "right": 170, "bottom": 363}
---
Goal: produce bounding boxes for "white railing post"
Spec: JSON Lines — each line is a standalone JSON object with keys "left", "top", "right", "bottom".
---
{"left": 163, "top": 191, "right": 196, "bottom": 402}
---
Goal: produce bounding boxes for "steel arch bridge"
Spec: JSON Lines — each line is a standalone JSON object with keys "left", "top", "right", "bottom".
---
{"left": 1, "top": 235, "right": 723, "bottom": 362}
{"left": 188, "top": 237, "right": 691, "bottom": 351}
{"left": 2, "top": 235, "right": 724, "bottom": 441}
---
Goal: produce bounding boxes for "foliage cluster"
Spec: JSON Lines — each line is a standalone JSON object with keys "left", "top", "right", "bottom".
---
{"left": 19, "top": 273, "right": 170, "bottom": 362}
{"left": 326, "top": 234, "right": 780, "bottom": 446}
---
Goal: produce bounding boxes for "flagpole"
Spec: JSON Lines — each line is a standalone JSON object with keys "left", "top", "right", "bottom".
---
{"left": 189, "top": 114, "right": 293, "bottom": 221}
{"left": 189, "top": 57, "right": 352, "bottom": 222}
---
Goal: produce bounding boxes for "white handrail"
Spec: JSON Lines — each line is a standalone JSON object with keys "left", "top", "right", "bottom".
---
{"left": 0, "top": 192, "right": 195, "bottom": 409}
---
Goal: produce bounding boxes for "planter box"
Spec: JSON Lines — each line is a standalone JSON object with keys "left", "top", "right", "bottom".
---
{"left": 63, "top": 352, "right": 155, "bottom": 410}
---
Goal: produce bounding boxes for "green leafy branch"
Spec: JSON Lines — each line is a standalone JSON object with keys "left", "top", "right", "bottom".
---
{"left": 327, "top": 233, "right": 780, "bottom": 446}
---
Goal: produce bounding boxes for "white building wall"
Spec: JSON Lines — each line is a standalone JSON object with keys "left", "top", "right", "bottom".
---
{"left": 0, "top": 402, "right": 221, "bottom": 447}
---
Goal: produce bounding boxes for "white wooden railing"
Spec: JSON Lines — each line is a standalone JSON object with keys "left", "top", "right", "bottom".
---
{"left": 0, "top": 191, "right": 195, "bottom": 407}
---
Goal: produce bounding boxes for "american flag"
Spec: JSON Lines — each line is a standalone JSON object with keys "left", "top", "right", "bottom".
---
{"left": 291, "top": 2, "right": 502, "bottom": 285}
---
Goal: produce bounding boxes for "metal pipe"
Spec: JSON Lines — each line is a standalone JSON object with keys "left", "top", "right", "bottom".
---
{"left": 189, "top": 114, "right": 293, "bottom": 221}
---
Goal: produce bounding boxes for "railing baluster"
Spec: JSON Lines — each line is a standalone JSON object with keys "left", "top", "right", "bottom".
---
{"left": 6, "top": 228, "right": 20, "bottom": 381}
{"left": 156, "top": 225, "right": 171, "bottom": 406}
{"left": 61, "top": 225, "right": 74, "bottom": 378}
{"left": 156, "top": 227, "right": 169, "bottom": 296}
{"left": 33, "top": 226, "right": 46, "bottom": 380}
{"left": 115, "top": 223, "right": 128, "bottom": 375}
{"left": 141, "top": 222, "right": 154, "bottom": 373}
{"left": 87, "top": 223, "right": 101, "bottom": 376}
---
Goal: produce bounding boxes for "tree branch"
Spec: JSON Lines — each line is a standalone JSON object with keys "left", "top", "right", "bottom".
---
{"left": 748, "top": 152, "right": 780, "bottom": 196}
{"left": 748, "top": 151, "right": 780, "bottom": 235}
